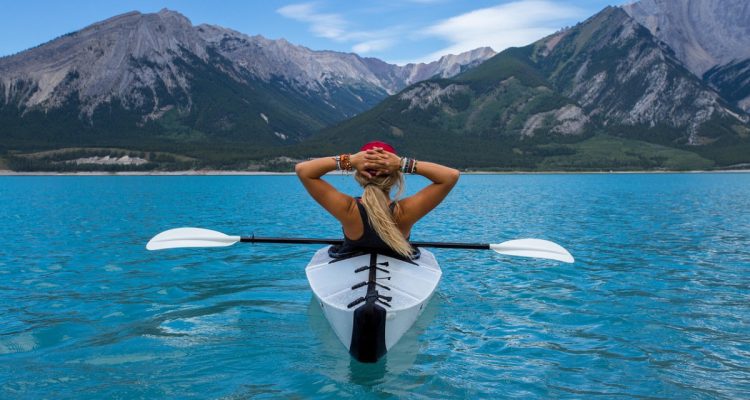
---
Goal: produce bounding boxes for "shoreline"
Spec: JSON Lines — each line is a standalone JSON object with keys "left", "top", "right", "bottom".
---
{"left": 2, "top": 169, "right": 750, "bottom": 176}
{"left": 0, "top": 170, "right": 297, "bottom": 176}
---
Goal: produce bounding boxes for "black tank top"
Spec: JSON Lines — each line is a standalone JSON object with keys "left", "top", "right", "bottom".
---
{"left": 328, "top": 198, "right": 414, "bottom": 258}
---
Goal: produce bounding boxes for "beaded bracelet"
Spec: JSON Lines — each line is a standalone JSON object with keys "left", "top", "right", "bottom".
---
{"left": 400, "top": 157, "right": 418, "bottom": 174}
{"left": 332, "top": 154, "right": 352, "bottom": 171}
{"left": 340, "top": 154, "right": 352, "bottom": 171}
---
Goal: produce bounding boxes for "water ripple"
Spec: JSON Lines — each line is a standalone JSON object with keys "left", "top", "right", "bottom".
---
{"left": 1, "top": 174, "right": 749, "bottom": 398}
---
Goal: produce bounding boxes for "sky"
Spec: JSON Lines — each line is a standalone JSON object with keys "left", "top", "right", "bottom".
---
{"left": 0, "top": 0, "right": 617, "bottom": 65}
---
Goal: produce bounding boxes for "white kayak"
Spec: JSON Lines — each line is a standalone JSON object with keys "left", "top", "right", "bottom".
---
{"left": 305, "top": 246, "right": 442, "bottom": 362}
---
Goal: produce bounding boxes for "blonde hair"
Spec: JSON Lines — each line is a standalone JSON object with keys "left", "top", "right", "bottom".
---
{"left": 354, "top": 171, "right": 413, "bottom": 258}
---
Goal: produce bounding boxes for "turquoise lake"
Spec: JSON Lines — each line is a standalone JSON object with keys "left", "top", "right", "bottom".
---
{"left": 1, "top": 174, "right": 749, "bottom": 399}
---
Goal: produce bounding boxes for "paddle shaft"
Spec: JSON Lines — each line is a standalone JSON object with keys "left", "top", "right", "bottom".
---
{"left": 240, "top": 236, "right": 489, "bottom": 250}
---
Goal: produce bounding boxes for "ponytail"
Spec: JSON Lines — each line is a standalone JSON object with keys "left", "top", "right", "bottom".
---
{"left": 355, "top": 172, "right": 412, "bottom": 258}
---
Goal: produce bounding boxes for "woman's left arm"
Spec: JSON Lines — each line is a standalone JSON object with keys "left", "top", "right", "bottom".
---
{"left": 295, "top": 152, "right": 371, "bottom": 223}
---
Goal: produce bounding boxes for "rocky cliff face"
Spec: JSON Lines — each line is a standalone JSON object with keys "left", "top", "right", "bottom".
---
{"left": 0, "top": 11, "right": 204, "bottom": 118}
{"left": 622, "top": 0, "right": 750, "bottom": 77}
{"left": 536, "top": 7, "right": 746, "bottom": 145}
{"left": 704, "top": 59, "right": 750, "bottom": 113}
{"left": 622, "top": 0, "right": 750, "bottom": 114}
{"left": 0, "top": 9, "right": 493, "bottom": 145}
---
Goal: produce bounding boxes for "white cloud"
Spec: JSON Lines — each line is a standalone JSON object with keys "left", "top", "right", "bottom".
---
{"left": 277, "top": 1, "right": 585, "bottom": 62}
{"left": 277, "top": 3, "right": 348, "bottom": 41}
{"left": 414, "top": 0, "right": 584, "bottom": 63}
{"left": 277, "top": 2, "right": 403, "bottom": 54}
{"left": 353, "top": 39, "right": 395, "bottom": 54}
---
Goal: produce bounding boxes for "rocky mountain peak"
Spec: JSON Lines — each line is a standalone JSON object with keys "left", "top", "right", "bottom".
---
{"left": 622, "top": 0, "right": 750, "bottom": 77}
{"left": 0, "top": 9, "right": 210, "bottom": 115}
{"left": 536, "top": 6, "right": 747, "bottom": 145}
{"left": 0, "top": 9, "right": 495, "bottom": 146}
{"left": 157, "top": 8, "right": 187, "bottom": 19}
{"left": 420, "top": 46, "right": 497, "bottom": 79}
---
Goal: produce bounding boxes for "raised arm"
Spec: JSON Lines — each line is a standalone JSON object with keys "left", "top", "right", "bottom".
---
{"left": 295, "top": 152, "right": 371, "bottom": 223}
{"left": 398, "top": 160, "right": 460, "bottom": 226}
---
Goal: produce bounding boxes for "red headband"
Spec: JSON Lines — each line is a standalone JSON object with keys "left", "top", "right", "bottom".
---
{"left": 360, "top": 141, "right": 396, "bottom": 154}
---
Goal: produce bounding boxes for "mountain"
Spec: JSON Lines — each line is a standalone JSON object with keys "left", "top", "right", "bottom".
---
{"left": 623, "top": 0, "right": 750, "bottom": 113}
{"left": 534, "top": 7, "right": 748, "bottom": 146}
{"left": 4, "top": 5, "right": 750, "bottom": 172}
{"left": 0, "top": 9, "right": 493, "bottom": 154}
{"left": 311, "top": 6, "right": 750, "bottom": 170}
{"left": 361, "top": 47, "right": 496, "bottom": 93}
{"left": 622, "top": 0, "right": 750, "bottom": 77}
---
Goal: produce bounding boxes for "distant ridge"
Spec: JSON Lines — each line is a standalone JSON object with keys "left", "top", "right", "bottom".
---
{"left": 0, "top": 9, "right": 494, "bottom": 153}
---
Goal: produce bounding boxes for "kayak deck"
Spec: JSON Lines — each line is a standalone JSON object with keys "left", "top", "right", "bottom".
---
{"left": 305, "top": 246, "right": 441, "bottom": 362}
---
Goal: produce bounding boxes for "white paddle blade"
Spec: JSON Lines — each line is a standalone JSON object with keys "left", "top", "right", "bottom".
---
{"left": 146, "top": 227, "right": 241, "bottom": 251}
{"left": 490, "top": 239, "right": 574, "bottom": 263}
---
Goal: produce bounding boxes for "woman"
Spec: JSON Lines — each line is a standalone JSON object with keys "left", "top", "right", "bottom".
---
{"left": 295, "top": 141, "right": 459, "bottom": 259}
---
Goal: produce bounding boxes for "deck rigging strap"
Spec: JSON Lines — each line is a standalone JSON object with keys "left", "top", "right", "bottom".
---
{"left": 347, "top": 253, "right": 392, "bottom": 309}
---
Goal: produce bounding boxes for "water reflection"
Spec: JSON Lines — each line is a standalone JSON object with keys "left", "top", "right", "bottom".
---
{"left": 306, "top": 295, "right": 440, "bottom": 387}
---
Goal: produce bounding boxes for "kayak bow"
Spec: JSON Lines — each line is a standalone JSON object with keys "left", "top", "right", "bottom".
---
{"left": 305, "top": 247, "right": 441, "bottom": 362}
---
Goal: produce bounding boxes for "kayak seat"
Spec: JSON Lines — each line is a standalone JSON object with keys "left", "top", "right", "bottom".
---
{"left": 328, "top": 245, "right": 421, "bottom": 261}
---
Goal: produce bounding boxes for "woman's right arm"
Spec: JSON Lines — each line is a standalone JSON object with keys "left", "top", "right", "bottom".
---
{"left": 398, "top": 160, "right": 460, "bottom": 226}
{"left": 365, "top": 149, "right": 459, "bottom": 226}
